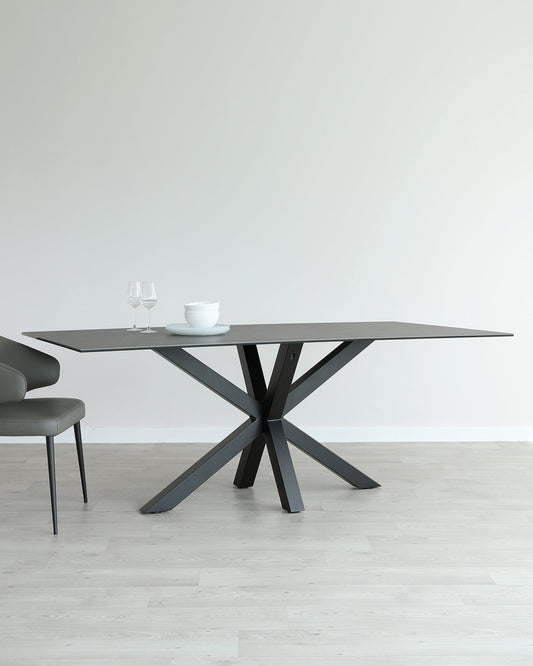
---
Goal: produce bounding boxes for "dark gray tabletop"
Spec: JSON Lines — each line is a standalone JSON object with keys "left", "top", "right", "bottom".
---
{"left": 23, "top": 322, "right": 512, "bottom": 353}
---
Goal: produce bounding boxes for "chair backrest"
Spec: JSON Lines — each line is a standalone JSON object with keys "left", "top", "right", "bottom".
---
{"left": 0, "top": 336, "right": 60, "bottom": 391}
{"left": 0, "top": 362, "right": 27, "bottom": 403}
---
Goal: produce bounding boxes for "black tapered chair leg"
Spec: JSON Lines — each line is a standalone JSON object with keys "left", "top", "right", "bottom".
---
{"left": 73, "top": 421, "right": 88, "bottom": 503}
{"left": 45, "top": 436, "right": 58, "bottom": 535}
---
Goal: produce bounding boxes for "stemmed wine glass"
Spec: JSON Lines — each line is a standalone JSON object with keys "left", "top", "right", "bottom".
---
{"left": 126, "top": 281, "right": 142, "bottom": 332}
{"left": 140, "top": 281, "right": 158, "bottom": 333}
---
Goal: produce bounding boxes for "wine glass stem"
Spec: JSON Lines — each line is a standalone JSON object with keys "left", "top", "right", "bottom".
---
{"left": 133, "top": 308, "right": 137, "bottom": 329}
{"left": 147, "top": 309, "right": 151, "bottom": 331}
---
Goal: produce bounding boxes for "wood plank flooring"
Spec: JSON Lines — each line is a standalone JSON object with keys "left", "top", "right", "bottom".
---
{"left": 1, "top": 440, "right": 533, "bottom": 664}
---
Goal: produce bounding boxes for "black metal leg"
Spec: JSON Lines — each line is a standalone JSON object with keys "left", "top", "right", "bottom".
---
{"left": 284, "top": 340, "right": 373, "bottom": 415}
{"left": 234, "top": 345, "right": 267, "bottom": 488}
{"left": 264, "top": 419, "right": 304, "bottom": 512}
{"left": 141, "top": 418, "right": 261, "bottom": 513}
{"left": 238, "top": 345, "right": 267, "bottom": 397}
{"left": 258, "top": 343, "right": 305, "bottom": 511}
{"left": 73, "top": 421, "right": 88, "bottom": 503}
{"left": 233, "top": 436, "right": 267, "bottom": 488}
{"left": 45, "top": 436, "right": 58, "bottom": 535}
{"left": 265, "top": 343, "right": 303, "bottom": 420}
{"left": 154, "top": 347, "right": 260, "bottom": 418}
{"left": 283, "top": 419, "right": 380, "bottom": 489}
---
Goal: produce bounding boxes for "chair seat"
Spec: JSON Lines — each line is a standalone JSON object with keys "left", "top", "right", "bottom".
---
{"left": 0, "top": 398, "right": 85, "bottom": 437}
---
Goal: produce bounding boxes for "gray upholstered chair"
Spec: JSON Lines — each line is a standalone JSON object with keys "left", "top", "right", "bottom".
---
{"left": 0, "top": 336, "right": 87, "bottom": 534}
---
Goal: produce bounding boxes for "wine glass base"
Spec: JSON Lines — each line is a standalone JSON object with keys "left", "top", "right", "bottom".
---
{"left": 141, "top": 328, "right": 157, "bottom": 333}
{"left": 126, "top": 327, "right": 142, "bottom": 332}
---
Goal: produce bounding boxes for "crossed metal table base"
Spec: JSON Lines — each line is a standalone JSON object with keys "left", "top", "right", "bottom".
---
{"left": 140, "top": 340, "right": 380, "bottom": 514}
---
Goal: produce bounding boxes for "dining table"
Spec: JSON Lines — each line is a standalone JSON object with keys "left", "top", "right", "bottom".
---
{"left": 23, "top": 321, "right": 512, "bottom": 514}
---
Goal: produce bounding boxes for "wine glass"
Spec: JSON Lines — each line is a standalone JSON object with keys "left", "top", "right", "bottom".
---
{"left": 126, "top": 281, "right": 142, "bottom": 331}
{"left": 140, "top": 281, "right": 158, "bottom": 333}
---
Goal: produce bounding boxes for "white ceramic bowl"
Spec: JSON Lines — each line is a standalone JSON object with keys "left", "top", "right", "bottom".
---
{"left": 185, "top": 309, "right": 219, "bottom": 328}
{"left": 185, "top": 301, "right": 219, "bottom": 311}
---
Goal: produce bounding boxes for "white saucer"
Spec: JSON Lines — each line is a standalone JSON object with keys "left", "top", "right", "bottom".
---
{"left": 166, "top": 323, "right": 230, "bottom": 336}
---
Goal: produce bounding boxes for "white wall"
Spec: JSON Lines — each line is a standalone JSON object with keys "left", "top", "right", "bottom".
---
{"left": 1, "top": 0, "right": 531, "bottom": 443}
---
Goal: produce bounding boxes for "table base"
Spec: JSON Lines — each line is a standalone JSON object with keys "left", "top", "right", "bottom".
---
{"left": 140, "top": 340, "right": 380, "bottom": 514}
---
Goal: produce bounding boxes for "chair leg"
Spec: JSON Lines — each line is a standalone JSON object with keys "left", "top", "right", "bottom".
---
{"left": 45, "top": 436, "right": 58, "bottom": 535}
{"left": 73, "top": 421, "right": 88, "bottom": 503}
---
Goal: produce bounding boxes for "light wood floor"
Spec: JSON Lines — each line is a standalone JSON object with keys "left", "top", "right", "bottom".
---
{"left": 1, "top": 439, "right": 533, "bottom": 664}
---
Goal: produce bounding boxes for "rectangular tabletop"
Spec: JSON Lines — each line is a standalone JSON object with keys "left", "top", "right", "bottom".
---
{"left": 23, "top": 321, "right": 512, "bottom": 352}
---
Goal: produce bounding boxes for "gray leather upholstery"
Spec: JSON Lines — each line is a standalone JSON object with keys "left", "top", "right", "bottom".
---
{"left": 0, "top": 336, "right": 85, "bottom": 436}
{"left": 0, "top": 362, "right": 27, "bottom": 403}
{"left": 0, "top": 398, "right": 85, "bottom": 436}
{"left": 0, "top": 336, "right": 59, "bottom": 391}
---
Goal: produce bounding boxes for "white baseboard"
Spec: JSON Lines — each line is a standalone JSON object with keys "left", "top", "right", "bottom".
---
{"left": 1, "top": 426, "right": 531, "bottom": 444}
